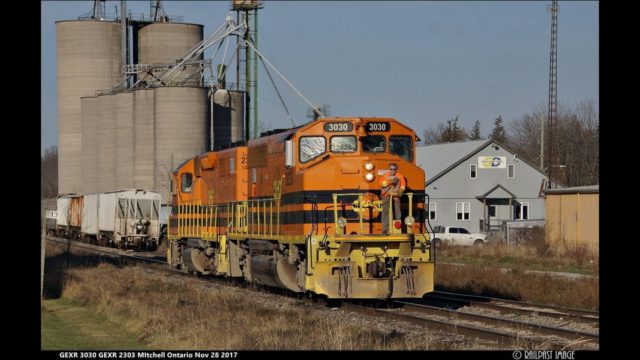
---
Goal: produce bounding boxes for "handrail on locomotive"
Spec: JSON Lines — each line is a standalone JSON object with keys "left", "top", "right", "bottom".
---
{"left": 332, "top": 192, "right": 414, "bottom": 236}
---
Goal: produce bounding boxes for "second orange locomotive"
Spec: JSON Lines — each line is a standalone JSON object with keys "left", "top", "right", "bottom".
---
{"left": 167, "top": 117, "right": 434, "bottom": 299}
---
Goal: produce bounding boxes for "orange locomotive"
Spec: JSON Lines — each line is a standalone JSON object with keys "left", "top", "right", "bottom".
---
{"left": 167, "top": 117, "right": 434, "bottom": 299}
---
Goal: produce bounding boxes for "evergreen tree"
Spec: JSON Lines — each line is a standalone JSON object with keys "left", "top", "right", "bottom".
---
{"left": 439, "top": 115, "right": 467, "bottom": 143}
{"left": 469, "top": 120, "right": 482, "bottom": 140}
{"left": 490, "top": 115, "right": 507, "bottom": 143}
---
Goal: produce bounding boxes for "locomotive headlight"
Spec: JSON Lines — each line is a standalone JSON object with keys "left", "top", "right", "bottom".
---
{"left": 364, "top": 162, "right": 375, "bottom": 171}
{"left": 404, "top": 216, "right": 415, "bottom": 226}
{"left": 365, "top": 172, "right": 375, "bottom": 182}
{"left": 337, "top": 217, "right": 347, "bottom": 228}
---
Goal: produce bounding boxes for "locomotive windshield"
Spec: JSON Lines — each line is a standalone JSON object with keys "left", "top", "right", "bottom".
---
{"left": 300, "top": 136, "right": 326, "bottom": 163}
{"left": 390, "top": 135, "right": 413, "bottom": 161}
{"left": 362, "top": 135, "right": 386, "bottom": 152}
{"left": 330, "top": 136, "right": 357, "bottom": 153}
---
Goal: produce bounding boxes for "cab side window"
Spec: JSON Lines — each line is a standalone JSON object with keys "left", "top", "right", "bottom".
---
{"left": 181, "top": 173, "right": 193, "bottom": 193}
{"left": 390, "top": 136, "right": 413, "bottom": 161}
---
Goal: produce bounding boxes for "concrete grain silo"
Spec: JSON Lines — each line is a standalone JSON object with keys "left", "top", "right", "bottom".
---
{"left": 98, "top": 94, "right": 117, "bottom": 193}
{"left": 133, "top": 89, "right": 156, "bottom": 191}
{"left": 115, "top": 92, "right": 135, "bottom": 190}
{"left": 154, "top": 86, "right": 209, "bottom": 199}
{"left": 212, "top": 89, "right": 246, "bottom": 149}
{"left": 56, "top": 20, "right": 122, "bottom": 194}
{"left": 80, "top": 97, "right": 99, "bottom": 194}
{"left": 137, "top": 22, "right": 204, "bottom": 86}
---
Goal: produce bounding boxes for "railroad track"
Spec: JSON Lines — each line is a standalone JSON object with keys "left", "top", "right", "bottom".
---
{"left": 46, "top": 236, "right": 599, "bottom": 349}
{"left": 424, "top": 291, "right": 599, "bottom": 324}
{"left": 45, "top": 235, "right": 169, "bottom": 266}
{"left": 375, "top": 300, "right": 596, "bottom": 348}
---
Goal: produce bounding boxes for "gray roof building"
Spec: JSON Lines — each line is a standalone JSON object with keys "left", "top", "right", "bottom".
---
{"left": 416, "top": 139, "right": 548, "bottom": 234}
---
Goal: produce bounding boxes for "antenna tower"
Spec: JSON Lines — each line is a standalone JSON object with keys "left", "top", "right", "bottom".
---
{"left": 547, "top": 0, "right": 559, "bottom": 188}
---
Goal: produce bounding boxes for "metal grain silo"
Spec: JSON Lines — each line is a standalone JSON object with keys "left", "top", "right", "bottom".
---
{"left": 98, "top": 94, "right": 117, "bottom": 193}
{"left": 133, "top": 89, "right": 156, "bottom": 191}
{"left": 154, "top": 87, "right": 209, "bottom": 200}
{"left": 115, "top": 92, "right": 134, "bottom": 190}
{"left": 56, "top": 20, "right": 122, "bottom": 194}
{"left": 80, "top": 96, "right": 99, "bottom": 194}
{"left": 137, "top": 22, "right": 204, "bottom": 86}
{"left": 212, "top": 89, "right": 246, "bottom": 149}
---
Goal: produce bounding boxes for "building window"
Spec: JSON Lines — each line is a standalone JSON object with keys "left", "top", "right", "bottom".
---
{"left": 515, "top": 202, "right": 529, "bottom": 220}
{"left": 427, "top": 202, "right": 436, "bottom": 221}
{"left": 470, "top": 164, "right": 477, "bottom": 179}
{"left": 456, "top": 202, "right": 470, "bottom": 220}
{"left": 489, "top": 205, "right": 496, "bottom": 217}
{"left": 508, "top": 164, "right": 515, "bottom": 178}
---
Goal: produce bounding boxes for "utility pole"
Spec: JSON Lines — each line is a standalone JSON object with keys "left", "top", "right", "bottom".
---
{"left": 547, "top": 0, "right": 558, "bottom": 188}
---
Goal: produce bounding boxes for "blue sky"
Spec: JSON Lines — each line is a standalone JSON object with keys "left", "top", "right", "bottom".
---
{"left": 41, "top": 1, "right": 598, "bottom": 154}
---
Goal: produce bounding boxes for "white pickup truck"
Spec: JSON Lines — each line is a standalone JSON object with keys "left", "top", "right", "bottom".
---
{"left": 431, "top": 226, "right": 488, "bottom": 247}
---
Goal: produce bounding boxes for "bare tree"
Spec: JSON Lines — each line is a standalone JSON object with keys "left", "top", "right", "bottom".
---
{"left": 508, "top": 100, "right": 599, "bottom": 187}
{"left": 41, "top": 146, "right": 58, "bottom": 199}
{"left": 422, "top": 123, "right": 444, "bottom": 145}
{"left": 307, "top": 104, "right": 330, "bottom": 121}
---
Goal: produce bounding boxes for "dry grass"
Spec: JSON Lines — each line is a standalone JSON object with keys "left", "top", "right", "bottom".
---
{"left": 44, "top": 240, "right": 597, "bottom": 349}
{"left": 437, "top": 241, "right": 599, "bottom": 276}
{"left": 436, "top": 262, "right": 599, "bottom": 311}
{"left": 59, "top": 263, "right": 468, "bottom": 350}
